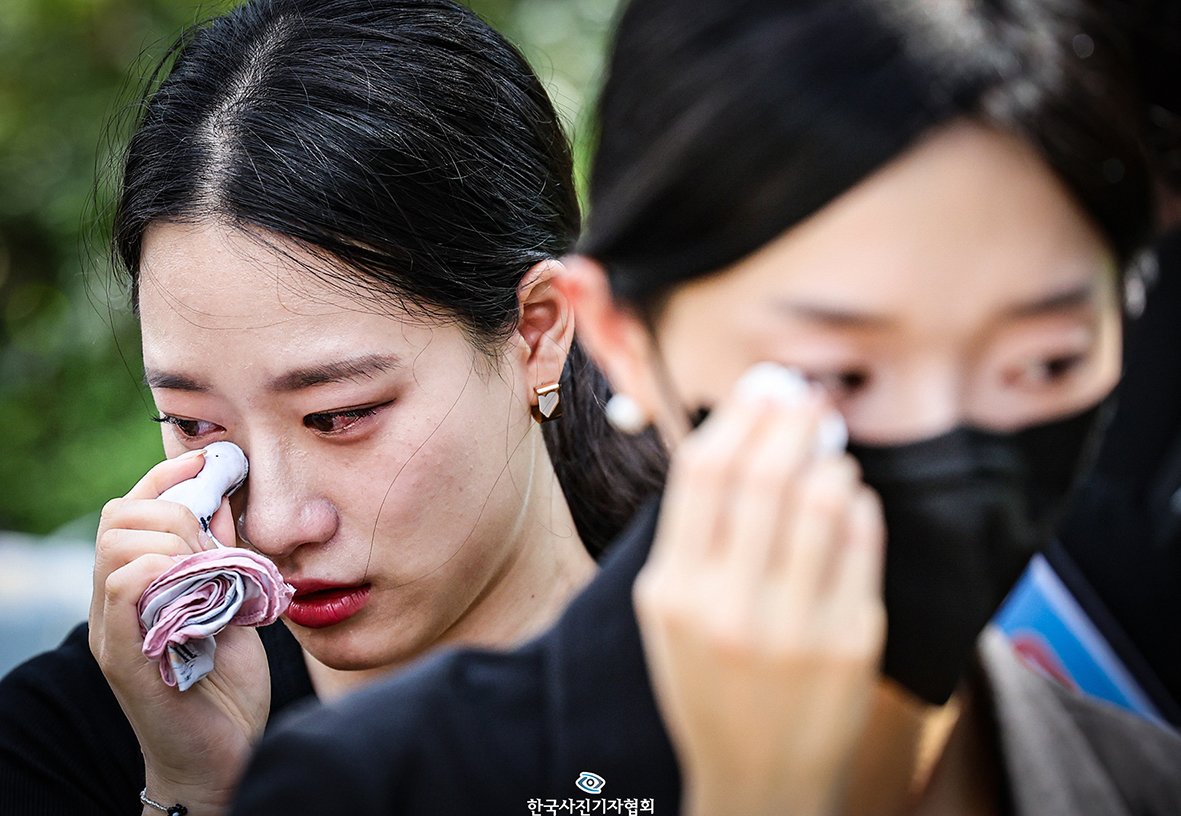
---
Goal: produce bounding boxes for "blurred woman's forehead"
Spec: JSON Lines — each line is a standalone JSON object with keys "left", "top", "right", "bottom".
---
{"left": 667, "top": 123, "right": 1114, "bottom": 333}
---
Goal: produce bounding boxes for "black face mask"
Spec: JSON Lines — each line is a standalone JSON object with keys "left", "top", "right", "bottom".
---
{"left": 847, "top": 402, "right": 1110, "bottom": 704}
{"left": 688, "top": 401, "right": 1111, "bottom": 705}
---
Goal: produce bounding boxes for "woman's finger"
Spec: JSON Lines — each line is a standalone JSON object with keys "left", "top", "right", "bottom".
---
{"left": 90, "top": 529, "right": 198, "bottom": 624}
{"left": 92, "top": 553, "right": 182, "bottom": 664}
{"left": 208, "top": 497, "right": 236, "bottom": 548}
{"left": 832, "top": 487, "right": 887, "bottom": 607}
{"left": 98, "top": 497, "right": 205, "bottom": 543}
{"left": 773, "top": 455, "right": 861, "bottom": 609}
{"left": 93, "top": 500, "right": 208, "bottom": 592}
{"left": 95, "top": 527, "right": 203, "bottom": 571}
{"left": 653, "top": 390, "right": 775, "bottom": 567}
{"left": 721, "top": 394, "right": 824, "bottom": 585}
{"left": 125, "top": 449, "right": 207, "bottom": 501}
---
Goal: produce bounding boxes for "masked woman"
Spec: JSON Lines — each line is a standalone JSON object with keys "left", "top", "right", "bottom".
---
{"left": 231, "top": 0, "right": 1181, "bottom": 814}
{"left": 0, "top": 1, "right": 664, "bottom": 814}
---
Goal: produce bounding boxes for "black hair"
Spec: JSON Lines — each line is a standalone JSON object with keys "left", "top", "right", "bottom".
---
{"left": 113, "top": 0, "right": 665, "bottom": 556}
{"left": 1097, "top": 0, "right": 1181, "bottom": 191}
{"left": 581, "top": 0, "right": 1156, "bottom": 311}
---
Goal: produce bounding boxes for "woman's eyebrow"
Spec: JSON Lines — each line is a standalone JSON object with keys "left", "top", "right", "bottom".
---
{"left": 774, "top": 300, "right": 895, "bottom": 329}
{"left": 773, "top": 280, "right": 1098, "bottom": 329}
{"left": 143, "top": 370, "right": 208, "bottom": 392}
{"left": 143, "top": 353, "right": 402, "bottom": 393}
{"left": 266, "top": 353, "right": 402, "bottom": 392}
{"left": 1003, "top": 281, "right": 1097, "bottom": 319}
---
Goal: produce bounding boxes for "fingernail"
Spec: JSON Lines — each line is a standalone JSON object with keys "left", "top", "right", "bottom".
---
{"left": 177, "top": 448, "right": 206, "bottom": 461}
{"left": 736, "top": 362, "right": 809, "bottom": 405}
{"left": 197, "top": 530, "right": 216, "bottom": 550}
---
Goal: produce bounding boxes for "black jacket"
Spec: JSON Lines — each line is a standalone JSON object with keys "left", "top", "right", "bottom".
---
{"left": 233, "top": 501, "right": 1181, "bottom": 815}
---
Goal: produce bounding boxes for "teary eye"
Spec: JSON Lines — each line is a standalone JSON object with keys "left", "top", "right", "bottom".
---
{"left": 303, "top": 402, "right": 392, "bottom": 435}
{"left": 153, "top": 414, "right": 221, "bottom": 440}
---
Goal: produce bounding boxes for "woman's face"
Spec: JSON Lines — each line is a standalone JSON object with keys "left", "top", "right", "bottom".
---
{"left": 137, "top": 221, "right": 566, "bottom": 671}
{"left": 592, "top": 124, "right": 1121, "bottom": 444}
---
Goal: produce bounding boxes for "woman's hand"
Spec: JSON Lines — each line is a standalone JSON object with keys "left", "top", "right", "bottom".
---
{"left": 89, "top": 452, "right": 271, "bottom": 815}
{"left": 634, "top": 370, "right": 886, "bottom": 816}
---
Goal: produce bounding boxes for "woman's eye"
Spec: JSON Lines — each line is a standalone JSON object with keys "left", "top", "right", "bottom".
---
{"left": 303, "top": 402, "right": 390, "bottom": 435}
{"left": 152, "top": 415, "right": 221, "bottom": 439}
{"left": 807, "top": 370, "right": 870, "bottom": 399}
{"left": 1012, "top": 353, "right": 1087, "bottom": 387}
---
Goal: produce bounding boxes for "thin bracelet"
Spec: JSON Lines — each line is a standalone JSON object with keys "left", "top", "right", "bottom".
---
{"left": 140, "top": 787, "right": 189, "bottom": 816}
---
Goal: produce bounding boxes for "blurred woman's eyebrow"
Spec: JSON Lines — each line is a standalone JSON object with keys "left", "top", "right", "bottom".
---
{"left": 1002, "top": 280, "right": 1097, "bottom": 319}
{"left": 144, "top": 353, "right": 402, "bottom": 393}
{"left": 773, "top": 300, "right": 895, "bottom": 329}
{"left": 771, "top": 279, "right": 1098, "bottom": 331}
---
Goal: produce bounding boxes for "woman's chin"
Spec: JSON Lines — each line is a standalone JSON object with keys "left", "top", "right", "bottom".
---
{"left": 286, "top": 618, "right": 429, "bottom": 674}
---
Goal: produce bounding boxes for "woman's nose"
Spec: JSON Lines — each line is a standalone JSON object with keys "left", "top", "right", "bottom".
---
{"left": 234, "top": 450, "right": 339, "bottom": 559}
{"left": 851, "top": 363, "right": 966, "bottom": 444}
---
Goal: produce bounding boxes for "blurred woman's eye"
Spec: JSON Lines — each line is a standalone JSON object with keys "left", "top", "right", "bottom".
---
{"left": 303, "top": 401, "right": 392, "bottom": 436}
{"left": 807, "top": 369, "right": 871, "bottom": 400}
{"left": 152, "top": 414, "right": 221, "bottom": 440}
{"left": 1007, "top": 353, "right": 1087, "bottom": 388}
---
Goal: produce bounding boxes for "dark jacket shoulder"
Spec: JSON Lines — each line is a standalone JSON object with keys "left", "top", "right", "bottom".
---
{"left": 0, "top": 622, "right": 141, "bottom": 814}
{"left": 239, "top": 644, "right": 550, "bottom": 812}
{"left": 0, "top": 620, "right": 312, "bottom": 816}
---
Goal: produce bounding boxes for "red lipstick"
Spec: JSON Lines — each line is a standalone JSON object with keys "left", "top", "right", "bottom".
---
{"left": 285, "top": 582, "right": 371, "bottom": 629}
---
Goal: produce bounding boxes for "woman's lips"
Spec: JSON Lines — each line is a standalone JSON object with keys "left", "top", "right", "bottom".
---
{"left": 285, "top": 583, "right": 371, "bottom": 629}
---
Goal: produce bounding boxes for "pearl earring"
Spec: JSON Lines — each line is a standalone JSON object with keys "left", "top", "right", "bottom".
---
{"left": 605, "top": 393, "right": 647, "bottom": 434}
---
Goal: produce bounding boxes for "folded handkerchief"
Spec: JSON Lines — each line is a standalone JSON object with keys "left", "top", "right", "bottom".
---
{"left": 138, "top": 548, "right": 293, "bottom": 690}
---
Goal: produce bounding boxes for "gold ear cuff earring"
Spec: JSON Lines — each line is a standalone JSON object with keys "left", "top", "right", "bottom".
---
{"left": 531, "top": 382, "right": 563, "bottom": 423}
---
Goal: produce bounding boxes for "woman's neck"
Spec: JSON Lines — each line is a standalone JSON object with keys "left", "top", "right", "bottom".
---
{"left": 843, "top": 681, "right": 1000, "bottom": 816}
{"left": 305, "top": 438, "right": 597, "bottom": 701}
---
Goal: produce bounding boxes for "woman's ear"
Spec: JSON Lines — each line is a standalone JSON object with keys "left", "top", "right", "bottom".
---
{"left": 554, "top": 256, "right": 662, "bottom": 420}
{"left": 516, "top": 259, "right": 575, "bottom": 391}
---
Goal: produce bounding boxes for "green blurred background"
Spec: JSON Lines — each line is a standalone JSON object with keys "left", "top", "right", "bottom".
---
{"left": 0, "top": 0, "right": 619, "bottom": 537}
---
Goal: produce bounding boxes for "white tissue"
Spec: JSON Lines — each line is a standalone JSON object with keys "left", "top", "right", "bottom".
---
{"left": 736, "top": 362, "right": 848, "bottom": 457}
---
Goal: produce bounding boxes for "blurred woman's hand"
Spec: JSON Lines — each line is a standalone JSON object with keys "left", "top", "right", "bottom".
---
{"left": 634, "top": 369, "right": 886, "bottom": 816}
{"left": 89, "top": 452, "right": 270, "bottom": 815}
